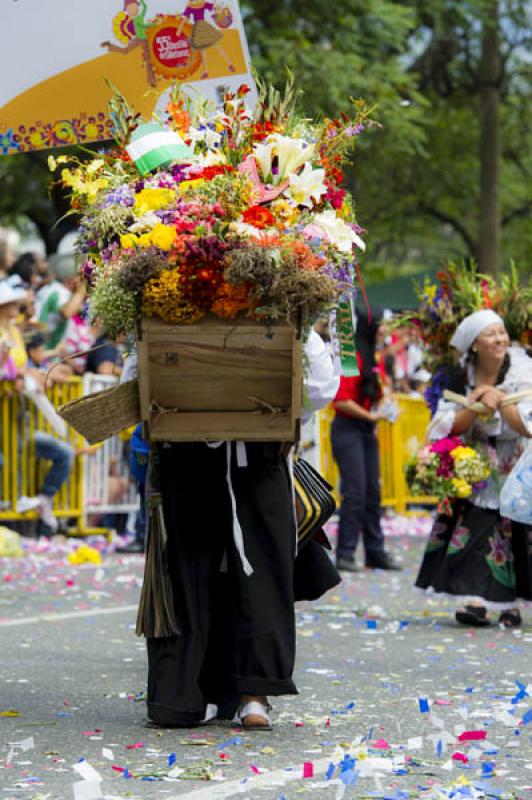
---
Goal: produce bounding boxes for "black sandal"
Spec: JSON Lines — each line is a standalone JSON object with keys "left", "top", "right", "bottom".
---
{"left": 455, "top": 605, "right": 491, "bottom": 627}
{"left": 499, "top": 609, "right": 521, "bottom": 628}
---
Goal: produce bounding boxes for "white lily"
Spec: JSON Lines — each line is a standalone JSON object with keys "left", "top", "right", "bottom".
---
{"left": 186, "top": 125, "right": 222, "bottom": 151}
{"left": 271, "top": 134, "right": 315, "bottom": 181}
{"left": 128, "top": 212, "right": 161, "bottom": 233}
{"left": 231, "top": 221, "right": 263, "bottom": 238}
{"left": 312, "top": 210, "right": 366, "bottom": 253}
{"left": 287, "top": 162, "right": 327, "bottom": 208}
{"left": 252, "top": 141, "right": 275, "bottom": 182}
{"left": 194, "top": 149, "right": 228, "bottom": 167}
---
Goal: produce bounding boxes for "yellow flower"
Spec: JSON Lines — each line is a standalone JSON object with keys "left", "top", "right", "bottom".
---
{"left": 137, "top": 232, "right": 154, "bottom": 248}
{"left": 134, "top": 188, "right": 175, "bottom": 215}
{"left": 271, "top": 198, "right": 299, "bottom": 226}
{"left": 149, "top": 223, "right": 177, "bottom": 251}
{"left": 67, "top": 544, "right": 102, "bottom": 565}
{"left": 451, "top": 478, "right": 472, "bottom": 498}
{"left": 337, "top": 202, "right": 351, "bottom": 220}
{"left": 48, "top": 155, "right": 69, "bottom": 172}
{"left": 61, "top": 168, "right": 76, "bottom": 187}
{"left": 120, "top": 233, "right": 138, "bottom": 249}
{"left": 450, "top": 446, "right": 477, "bottom": 462}
{"left": 423, "top": 283, "right": 438, "bottom": 303}
{"left": 178, "top": 179, "right": 205, "bottom": 194}
{"left": 86, "top": 177, "right": 109, "bottom": 205}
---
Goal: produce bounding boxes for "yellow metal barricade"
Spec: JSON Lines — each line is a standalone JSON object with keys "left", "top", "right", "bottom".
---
{"left": 319, "top": 394, "right": 437, "bottom": 514}
{"left": 0, "top": 378, "right": 104, "bottom": 534}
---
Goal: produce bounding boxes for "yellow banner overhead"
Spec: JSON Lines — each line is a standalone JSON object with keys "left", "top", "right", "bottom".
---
{"left": 0, "top": 0, "right": 255, "bottom": 155}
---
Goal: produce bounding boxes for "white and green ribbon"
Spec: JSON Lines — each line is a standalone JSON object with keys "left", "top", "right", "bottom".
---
{"left": 126, "top": 122, "right": 192, "bottom": 175}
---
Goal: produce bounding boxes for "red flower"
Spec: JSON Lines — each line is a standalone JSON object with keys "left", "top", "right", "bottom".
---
{"left": 326, "top": 186, "right": 346, "bottom": 209}
{"left": 193, "top": 164, "right": 236, "bottom": 181}
{"left": 242, "top": 205, "right": 275, "bottom": 229}
{"left": 252, "top": 121, "right": 278, "bottom": 142}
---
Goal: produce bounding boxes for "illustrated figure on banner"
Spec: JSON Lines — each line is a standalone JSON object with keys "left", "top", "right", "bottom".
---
{"left": 101, "top": 0, "right": 235, "bottom": 86}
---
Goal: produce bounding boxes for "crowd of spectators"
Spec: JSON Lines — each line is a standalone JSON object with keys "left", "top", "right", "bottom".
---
{"left": 376, "top": 317, "right": 430, "bottom": 397}
{"left": 0, "top": 238, "right": 125, "bottom": 536}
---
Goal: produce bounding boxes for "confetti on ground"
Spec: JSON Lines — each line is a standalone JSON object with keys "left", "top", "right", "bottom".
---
{"left": 1, "top": 523, "right": 531, "bottom": 799}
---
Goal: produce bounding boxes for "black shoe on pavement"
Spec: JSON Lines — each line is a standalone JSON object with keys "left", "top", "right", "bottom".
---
{"left": 336, "top": 557, "right": 359, "bottom": 573}
{"left": 365, "top": 554, "right": 402, "bottom": 571}
{"left": 498, "top": 609, "right": 521, "bottom": 628}
{"left": 455, "top": 605, "right": 491, "bottom": 627}
{"left": 115, "top": 540, "right": 144, "bottom": 554}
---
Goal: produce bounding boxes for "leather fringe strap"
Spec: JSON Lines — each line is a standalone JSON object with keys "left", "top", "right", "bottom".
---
{"left": 136, "top": 449, "right": 179, "bottom": 638}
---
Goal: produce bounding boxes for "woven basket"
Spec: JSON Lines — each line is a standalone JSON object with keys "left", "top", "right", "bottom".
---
{"left": 58, "top": 379, "right": 141, "bottom": 444}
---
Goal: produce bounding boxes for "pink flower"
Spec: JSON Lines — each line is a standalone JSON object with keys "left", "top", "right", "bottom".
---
{"left": 303, "top": 223, "right": 326, "bottom": 243}
{"left": 487, "top": 531, "right": 513, "bottom": 566}
{"left": 436, "top": 453, "right": 454, "bottom": 477}
{"left": 430, "top": 436, "right": 463, "bottom": 455}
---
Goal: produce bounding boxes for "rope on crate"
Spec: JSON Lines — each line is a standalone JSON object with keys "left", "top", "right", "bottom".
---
{"left": 149, "top": 397, "right": 287, "bottom": 419}
{"left": 149, "top": 400, "right": 180, "bottom": 419}
{"left": 248, "top": 396, "right": 286, "bottom": 418}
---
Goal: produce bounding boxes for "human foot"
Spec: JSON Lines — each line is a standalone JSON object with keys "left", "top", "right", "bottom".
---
{"left": 234, "top": 695, "right": 272, "bottom": 730}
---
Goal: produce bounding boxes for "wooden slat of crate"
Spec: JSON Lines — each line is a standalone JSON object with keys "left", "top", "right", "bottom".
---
{"left": 137, "top": 316, "right": 302, "bottom": 442}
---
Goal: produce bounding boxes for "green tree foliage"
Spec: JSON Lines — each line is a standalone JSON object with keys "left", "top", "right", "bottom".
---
{"left": 0, "top": 150, "right": 75, "bottom": 254}
{"left": 243, "top": 0, "right": 532, "bottom": 275}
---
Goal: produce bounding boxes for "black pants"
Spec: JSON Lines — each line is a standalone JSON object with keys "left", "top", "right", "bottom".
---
{"left": 147, "top": 442, "right": 298, "bottom": 727}
{"left": 331, "top": 415, "right": 385, "bottom": 563}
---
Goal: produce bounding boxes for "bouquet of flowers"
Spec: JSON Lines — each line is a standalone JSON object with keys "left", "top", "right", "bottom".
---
{"left": 49, "top": 77, "right": 375, "bottom": 346}
{"left": 397, "top": 261, "right": 531, "bottom": 413}
{"left": 405, "top": 435, "right": 493, "bottom": 514}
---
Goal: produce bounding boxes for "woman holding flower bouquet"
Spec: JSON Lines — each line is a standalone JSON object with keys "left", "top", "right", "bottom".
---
{"left": 415, "top": 310, "right": 532, "bottom": 627}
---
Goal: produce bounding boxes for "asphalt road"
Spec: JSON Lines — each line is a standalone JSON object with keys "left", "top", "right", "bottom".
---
{"left": 1, "top": 525, "right": 531, "bottom": 800}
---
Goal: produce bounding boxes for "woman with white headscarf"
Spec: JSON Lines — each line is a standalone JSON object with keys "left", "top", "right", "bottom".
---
{"left": 415, "top": 310, "right": 532, "bottom": 627}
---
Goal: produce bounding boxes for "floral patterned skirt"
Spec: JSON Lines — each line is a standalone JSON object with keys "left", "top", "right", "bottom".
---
{"left": 415, "top": 501, "right": 532, "bottom": 609}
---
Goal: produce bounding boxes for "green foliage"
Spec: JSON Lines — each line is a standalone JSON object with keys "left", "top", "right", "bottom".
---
{"left": 243, "top": 0, "right": 532, "bottom": 274}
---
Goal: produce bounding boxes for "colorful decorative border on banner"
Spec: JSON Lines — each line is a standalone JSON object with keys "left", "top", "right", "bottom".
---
{"left": 0, "top": 114, "right": 115, "bottom": 155}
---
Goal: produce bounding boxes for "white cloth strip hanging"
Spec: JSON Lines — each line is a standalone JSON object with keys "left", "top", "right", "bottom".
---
{"left": 225, "top": 442, "right": 253, "bottom": 576}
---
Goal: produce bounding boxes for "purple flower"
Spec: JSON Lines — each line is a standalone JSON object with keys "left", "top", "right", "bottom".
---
{"left": 100, "top": 242, "right": 119, "bottom": 263}
{"left": 170, "top": 163, "right": 191, "bottom": 182}
{"left": 425, "top": 365, "right": 449, "bottom": 415}
{"left": 346, "top": 123, "right": 365, "bottom": 137}
{"left": 82, "top": 260, "right": 96, "bottom": 287}
{"left": 105, "top": 185, "right": 134, "bottom": 207}
{"left": 156, "top": 209, "right": 175, "bottom": 224}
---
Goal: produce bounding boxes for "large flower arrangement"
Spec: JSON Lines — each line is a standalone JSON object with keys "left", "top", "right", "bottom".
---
{"left": 50, "top": 78, "right": 375, "bottom": 339}
{"left": 398, "top": 260, "right": 531, "bottom": 413}
{"left": 405, "top": 436, "right": 494, "bottom": 514}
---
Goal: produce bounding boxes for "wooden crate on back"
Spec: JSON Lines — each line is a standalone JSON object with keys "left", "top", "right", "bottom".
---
{"left": 137, "top": 316, "right": 302, "bottom": 442}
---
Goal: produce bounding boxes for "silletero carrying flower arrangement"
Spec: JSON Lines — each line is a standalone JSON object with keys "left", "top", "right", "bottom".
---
{"left": 405, "top": 437, "right": 494, "bottom": 515}
{"left": 50, "top": 77, "right": 374, "bottom": 343}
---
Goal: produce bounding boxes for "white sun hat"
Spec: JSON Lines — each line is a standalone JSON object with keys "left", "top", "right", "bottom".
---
{"left": 0, "top": 280, "right": 27, "bottom": 307}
